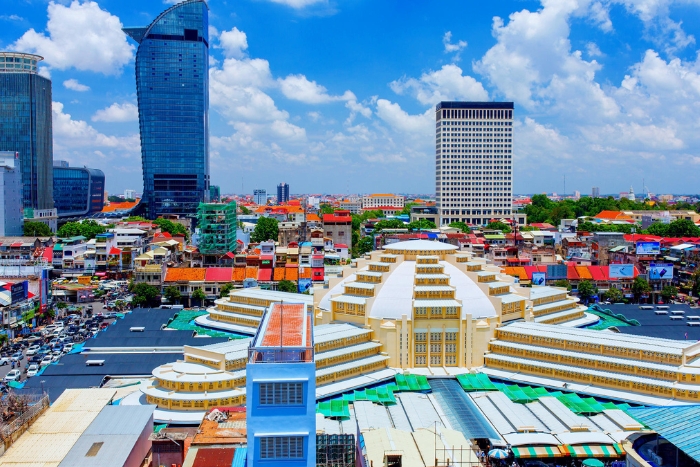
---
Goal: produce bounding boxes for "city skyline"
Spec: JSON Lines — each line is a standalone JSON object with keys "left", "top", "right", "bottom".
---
{"left": 2, "top": 0, "right": 699, "bottom": 196}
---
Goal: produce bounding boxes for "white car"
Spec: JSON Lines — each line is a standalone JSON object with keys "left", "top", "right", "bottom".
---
{"left": 51, "top": 353, "right": 61, "bottom": 363}
{"left": 26, "top": 345, "right": 41, "bottom": 356}
{"left": 4, "top": 369, "right": 21, "bottom": 382}
{"left": 63, "top": 343, "right": 74, "bottom": 353}
{"left": 0, "top": 357, "right": 9, "bottom": 366}
{"left": 26, "top": 364, "right": 39, "bottom": 377}
{"left": 40, "top": 356, "right": 53, "bottom": 367}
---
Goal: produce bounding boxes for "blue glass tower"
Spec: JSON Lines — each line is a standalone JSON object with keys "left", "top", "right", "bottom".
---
{"left": 0, "top": 52, "right": 54, "bottom": 210}
{"left": 124, "top": 0, "right": 209, "bottom": 220}
{"left": 53, "top": 161, "right": 105, "bottom": 217}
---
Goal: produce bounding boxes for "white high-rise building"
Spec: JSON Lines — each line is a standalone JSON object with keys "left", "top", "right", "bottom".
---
{"left": 435, "top": 102, "right": 514, "bottom": 226}
{"left": 253, "top": 189, "right": 267, "bottom": 205}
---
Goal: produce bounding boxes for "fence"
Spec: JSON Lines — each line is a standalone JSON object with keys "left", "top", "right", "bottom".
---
{"left": 0, "top": 393, "right": 50, "bottom": 452}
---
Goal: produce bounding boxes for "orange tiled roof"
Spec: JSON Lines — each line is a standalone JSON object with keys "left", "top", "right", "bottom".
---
{"left": 102, "top": 199, "right": 140, "bottom": 212}
{"left": 594, "top": 210, "right": 632, "bottom": 220}
{"left": 306, "top": 213, "right": 321, "bottom": 222}
{"left": 511, "top": 267, "right": 528, "bottom": 280}
{"left": 576, "top": 266, "right": 593, "bottom": 279}
{"left": 261, "top": 303, "right": 305, "bottom": 347}
{"left": 273, "top": 268, "right": 285, "bottom": 281}
{"left": 232, "top": 267, "right": 246, "bottom": 281}
{"left": 164, "top": 268, "right": 206, "bottom": 282}
{"left": 245, "top": 267, "right": 258, "bottom": 279}
{"left": 285, "top": 268, "right": 298, "bottom": 281}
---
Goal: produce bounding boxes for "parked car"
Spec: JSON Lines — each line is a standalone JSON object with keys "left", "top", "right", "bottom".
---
{"left": 51, "top": 353, "right": 61, "bottom": 363}
{"left": 26, "top": 345, "right": 41, "bottom": 356}
{"left": 0, "top": 357, "right": 9, "bottom": 366}
{"left": 10, "top": 352, "right": 23, "bottom": 362}
{"left": 26, "top": 364, "right": 39, "bottom": 377}
{"left": 40, "top": 355, "right": 53, "bottom": 366}
{"left": 63, "top": 343, "right": 74, "bottom": 353}
{"left": 4, "top": 369, "right": 21, "bottom": 382}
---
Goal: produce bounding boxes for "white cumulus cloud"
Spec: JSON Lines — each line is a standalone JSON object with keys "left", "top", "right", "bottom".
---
{"left": 278, "top": 74, "right": 355, "bottom": 104}
{"left": 218, "top": 27, "right": 248, "bottom": 59}
{"left": 266, "top": 0, "right": 326, "bottom": 8}
{"left": 443, "top": 31, "right": 467, "bottom": 61}
{"left": 390, "top": 64, "right": 489, "bottom": 105}
{"left": 63, "top": 78, "right": 90, "bottom": 92}
{"left": 91, "top": 102, "right": 138, "bottom": 122}
{"left": 13, "top": 0, "right": 133, "bottom": 75}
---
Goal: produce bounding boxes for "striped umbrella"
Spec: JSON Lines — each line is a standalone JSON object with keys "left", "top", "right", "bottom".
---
{"left": 489, "top": 449, "right": 509, "bottom": 459}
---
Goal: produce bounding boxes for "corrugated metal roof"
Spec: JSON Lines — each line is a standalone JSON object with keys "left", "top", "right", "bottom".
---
{"left": 628, "top": 406, "right": 700, "bottom": 463}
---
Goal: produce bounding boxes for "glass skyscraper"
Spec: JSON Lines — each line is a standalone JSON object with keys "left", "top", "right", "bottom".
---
{"left": 0, "top": 52, "right": 54, "bottom": 210}
{"left": 53, "top": 161, "right": 105, "bottom": 218}
{"left": 124, "top": 0, "right": 209, "bottom": 219}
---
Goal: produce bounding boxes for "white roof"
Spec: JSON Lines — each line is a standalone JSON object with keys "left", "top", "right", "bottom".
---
{"left": 413, "top": 299, "right": 462, "bottom": 308}
{"left": 502, "top": 432, "right": 561, "bottom": 446}
{"left": 383, "top": 239, "right": 457, "bottom": 252}
{"left": 555, "top": 431, "right": 617, "bottom": 445}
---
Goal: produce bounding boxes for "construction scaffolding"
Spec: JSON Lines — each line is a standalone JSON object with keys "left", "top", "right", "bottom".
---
{"left": 197, "top": 201, "right": 237, "bottom": 256}
{"left": 316, "top": 434, "right": 356, "bottom": 467}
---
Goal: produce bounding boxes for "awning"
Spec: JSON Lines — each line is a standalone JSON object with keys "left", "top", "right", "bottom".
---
{"left": 566, "top": 445, "right": 623, "bottom": 458}
{"left": 512, "top": 446, "right": 565, "bottom": 458}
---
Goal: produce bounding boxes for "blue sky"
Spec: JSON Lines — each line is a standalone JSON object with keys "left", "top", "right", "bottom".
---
{"left": 2, "top": 0, "right": 700, "bottom": 197}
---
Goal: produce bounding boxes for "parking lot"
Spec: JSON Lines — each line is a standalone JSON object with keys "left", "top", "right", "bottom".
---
{"left": 0, "top": 302, "right": 118, "bottom": 386}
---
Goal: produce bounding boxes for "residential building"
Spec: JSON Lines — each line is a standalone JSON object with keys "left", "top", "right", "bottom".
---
{"left": 592, "top": 186, "right": 600, "bottom": 198}
{"left": 322, "top": 210, "right": 352, "bottom": 249}
{"left": 52, "top": 161, "right": 105, "bottom": 217}
{"left": 52, "top": 236, "right": 88, "bottom": 271}
{"left": 123, "top": 0, "right": 210, "bottom": 219}
{"left": 246, "top": 302, "right": 316, "bottom": 467}
{"left": 360, "top": 193, "right": 405, "bottom": 210}
{"left": 23, "top": 208, "right": 57, "bottom": 233}
{"left": 0, "top": 52, "right": 54, "bottom": 210}
{"left": 277, "top": 183, "right": 289, "bottom": 204}
{"left": 0, "top": 153, "right": 24, "bottom": 236}
{"left": 197, "top": 201, "right": 237, "bottom": 261}
{"left": 254, "top": 189, "right": 267, "bottom": 205}
{"left": 338, "top": 198, "right": 361, "bottom": 214}
{"left": 435, "top": 101, "right": 514, "bottom": 226}
{"left": 124, "top": 189, "right": 136, "bottom": 199}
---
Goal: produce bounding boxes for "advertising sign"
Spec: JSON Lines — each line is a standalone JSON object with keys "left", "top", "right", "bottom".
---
{"left": 298, "top": 279, "right": 312, "bottom": 293}
{"left": 636, "top": 241, "right": 661, "bottom": 255}
{"left": 10, "top": 281, "right": 27, "bottom": 303}
{"left": 609, "top": 264, "right": 635, "bottom": 279}
{"left": 531, "top": 272, "right": 546, "bottom": 286}
{"left": 648, "top": 264, "right": 674, "bottom": 280}
{"left": 78, "top": 276, "right": 92, "bottom": 285}
{"left": 547, "top": 264, "right": 568, "bottom": 280}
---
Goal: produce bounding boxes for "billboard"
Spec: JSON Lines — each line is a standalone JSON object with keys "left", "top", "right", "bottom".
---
{"left": 636, "top": 241, "right": 660, "bottom": 255}
{"left": 547, "top": 264, "right": 568, "bottom": 280}
{"left": 10, "top": 281, "right": 27, "bottom": 303}
{"left": 649, "top": 264, "right": 674, "bottom": 280}
{"left": 298, "top": 279, "right": 312, "bottom": 293}
{"left": 609, "top": 264, "right": 635, "bottom": 279}
{"left": 532, "top": 272, "right": 546, "bottom": 286}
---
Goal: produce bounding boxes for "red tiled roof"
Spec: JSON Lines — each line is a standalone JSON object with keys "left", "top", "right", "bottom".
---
{"left": 10, "top": 242, "right": 22, "bottom": 247}
{"left": 205, "top": 267, "right": 233, "bottom": 282}
{"left": 523, "top": 266, "right": 538, "bottom": 280}
{"left": 323, "top": 214, "right": 352, "bottom": 223}
{"left": 567, "top": 266, "right": 580, "bottom": 280}
{"left": 335, "top": 243, "right": 348, "bottom": 249}
{"left": 193, "top": 446, "right": 235, "bottom": 467}
{"left": 258, "top": 269, "right": 272, "bottom": 281}
{"left": 588, "top": 266, "right": 605, "bottom": 281}
{"left": 261, "top": 303, "right": 305, "bottom": 347}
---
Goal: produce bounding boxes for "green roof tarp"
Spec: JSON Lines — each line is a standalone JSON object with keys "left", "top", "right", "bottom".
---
{"left": 316, "top": 399, "right": 350, "bottom": 419}
{"left": 395, "top": 374, "right": 431, "bottom": 392}
{"left": 457, "top": 373, "right": 497, "bottom": 392}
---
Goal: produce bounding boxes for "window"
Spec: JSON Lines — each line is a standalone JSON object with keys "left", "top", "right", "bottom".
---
{"left": 260, "top": 436, "right": 305, "bottom": 459}
{"left": 259, "top": 382, "right": 304, "bottom": 406}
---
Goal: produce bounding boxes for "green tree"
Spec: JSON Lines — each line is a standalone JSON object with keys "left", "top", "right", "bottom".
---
{"left": 278, "top": 280, "right": 297, "bottom": 293}
{"left": 131, "top": 283, "right": 159, "bottom": 307}
{"left": 486, "top": 221, "right": 512, "bottom": 233}
{"left": 163, "top": 286, "right": 182, "bottom": 304}
{"left": 399, "top": 202, "right": 418, "bottom": 215}
{"left": 553, "top": 279, "right": 572, "bottom": 291}
{"left": 577, "top": 221, "right": 633, "bottom": 234}
{"left": 23, "top": 221, "right": 53, "bottom": 237}
{"left": 666, "top": 219, "right": 700, "bottom": 237}
{"left": 124, "top": 216, "right": 147, "bottom": 222}
{"left": 407, "top": 219, "right": 437, "bottom": 231}
{"left": 660, "top": 285, "right": 678, "bottom": 303}
{"left": 57, "top": 220, "right": 106, "bottom": 239}
{"left": 372, "top": 219, "right": 405, "bottom": 231}
{"left": 644, "top": 222, "right": 669, "bottom": 236}
{"left": 319, "top": 204, "right": 335, "bottom": 215}
{"left": 448, "top": 221, "right": 471, "bottom": 233}
{"left": 219, "top": 283, "right": 234, "bottom": 298}
{"left": 577, "top": 280, "right": 597, "bottom": 304}
{"left": 603, "top": 287, "right": 624, "bottom": 303}
{"left": 356, "top": 236, "right": 374, "bottom": 256}
{"left": 240, "top": 205, "right": 251, "bottom": 215}
{"left": 251, "top": 217, "right": 279, "bottom": 243}
{"left": 191, "top": 288, "right": 206, "bottom": 307}
{"left": 692, "top": 271, "right": 700, "bottom": 298}
{"left": 631, "top": 277, "right": 652, "bottom": 303}
{"left": 153, "top": 218, "right": 188, "bottom": 239}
